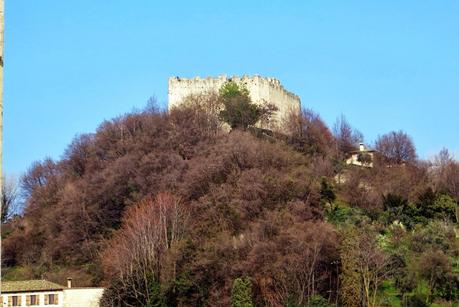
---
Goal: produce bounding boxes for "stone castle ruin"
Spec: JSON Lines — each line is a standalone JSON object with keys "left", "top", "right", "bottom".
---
{"left": 168, "top": 75, "right": 301, "bottom": 131}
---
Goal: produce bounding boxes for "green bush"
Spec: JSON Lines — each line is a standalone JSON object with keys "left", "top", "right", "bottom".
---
{"left": 324, "top": 201, "right": 369, "bottom": 226}
{"left": 378, "top": 280, "right": 402, "bottom": 307}
{"left": 148, "top": 279, "right": 166, "bottom": 307}
{"left": 403, "top": 294, "right": 428, "bottom": 307}
{"left": 403, "top": 280, "right": 430, "bottom": 307}
{"left": 218, "top": 81, "right": 262, "bottom": 130}
{"left": 320, "top": 177, "right": 336, "bottom": 205}
{"left": 308, "top": 295, "right": 332, "bottom": 307}
{"left": 231, "top": 277, "right": 254, "bottom": 307}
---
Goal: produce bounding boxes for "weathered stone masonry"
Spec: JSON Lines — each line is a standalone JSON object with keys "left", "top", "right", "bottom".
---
{"left": 168, "top": 75, "right": 301, "bottom": 131}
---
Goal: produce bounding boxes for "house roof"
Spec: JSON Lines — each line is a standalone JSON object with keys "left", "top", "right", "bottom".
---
{"left": 1, "top": 280, "right": 64, "bottom": 293}
{"left": 348, "top": 149, "right": 376, "bottom": 154}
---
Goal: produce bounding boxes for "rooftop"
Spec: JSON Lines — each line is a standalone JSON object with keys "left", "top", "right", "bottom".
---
{"left": 1, "top": 280, "right": 64, "bottom": 293}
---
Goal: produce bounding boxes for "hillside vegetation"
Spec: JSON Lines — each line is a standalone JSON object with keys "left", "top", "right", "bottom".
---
{"left": 3, "top": 82, "right": 459, "bottom": 306}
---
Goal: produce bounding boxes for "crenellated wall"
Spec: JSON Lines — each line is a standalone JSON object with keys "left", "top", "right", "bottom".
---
{"left": 168, "top": 75, "right": 301, "bottom": 131}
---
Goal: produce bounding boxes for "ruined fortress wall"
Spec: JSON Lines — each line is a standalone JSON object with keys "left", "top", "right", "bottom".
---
{"left": 168, "top": 75, "right": 301, "bottom": 130}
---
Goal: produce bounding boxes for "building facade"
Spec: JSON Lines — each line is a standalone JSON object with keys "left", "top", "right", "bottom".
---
{"left": 0, "top": 280, "right": 103, "bottom": 307}
{"left": 345, "top": 143, "right": 375, "bottom": 168}
{"left": 1, "top": 280, "right": 64, "bottom": 307}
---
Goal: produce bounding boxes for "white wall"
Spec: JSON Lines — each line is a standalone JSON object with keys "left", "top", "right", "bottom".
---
{"left": 1, "top": 289, "right": 103, "bottom": 307}
{"left": 63, "top": 288, "right": 104, "bottom": 307}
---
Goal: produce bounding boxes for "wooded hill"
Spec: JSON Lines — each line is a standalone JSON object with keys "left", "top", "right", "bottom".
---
{"left": 3, "top": 83, "right": 459, "bottom": 306}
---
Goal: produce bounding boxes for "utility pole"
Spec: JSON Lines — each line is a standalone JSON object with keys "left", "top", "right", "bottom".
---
{"left": 0, "top": 0, "right": 4, "bottom": 293}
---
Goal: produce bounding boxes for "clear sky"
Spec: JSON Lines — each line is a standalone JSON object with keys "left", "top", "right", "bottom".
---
{"left": 5, "top": 0, "right": 459, "bottom": 175}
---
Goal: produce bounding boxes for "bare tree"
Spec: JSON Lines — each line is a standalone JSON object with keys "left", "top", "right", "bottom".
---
{"left": 144, "top": 95, "right": 160, "bottom": 114}
{"left": 285, "top": 109, "right": 335, "bottom": 156}
{"left": 375, "top": 130, "right": 417, "bottom": 164}
{"left": 283, "top": 222, "right": 338, "bottom": 305}
{"left": 333, "top": 115, "right": 363, "bottom": 153}
{"left": 430, "top": 148, "right": 459, "bottom": 198}
{"left": 101, "top": 193, "right": 189, "bottom": 307}
{"left": 2, "top": 174, "right": 20, "bottom": 222}
{"left": 340, "top": 227, "right": 392, "bottom": 307}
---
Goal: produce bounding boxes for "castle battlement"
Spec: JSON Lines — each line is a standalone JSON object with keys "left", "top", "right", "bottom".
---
{"left": 168, "top": 75, "right": 301, "bottom": 131}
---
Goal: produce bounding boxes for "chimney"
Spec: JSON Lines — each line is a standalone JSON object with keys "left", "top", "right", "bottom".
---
{"left": 67, "top": 278, "right": 72, "bottom": 288}
{"left": 359, "top": 143, "right": 365, "bottom": 152}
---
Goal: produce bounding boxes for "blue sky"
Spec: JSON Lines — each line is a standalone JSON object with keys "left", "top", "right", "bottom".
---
{"left": 5, "top": 0, "right": 459, "bottom": 175}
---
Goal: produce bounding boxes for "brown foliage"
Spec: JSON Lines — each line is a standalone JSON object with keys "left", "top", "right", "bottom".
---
{"left": 5, "top": 94, "right": 459, "bottom": 305}
{"left": 340, "top": 226, "right": 392, "bottom": 307}
{"left": 5, "top": 99, "right": 336, "bottom": 303}
{"left": 339, "top": 159, "right": 430, "bottom": 212}
{"left": 101, "top": 193, "right": 188, "bottom": 306}
{"left": 419, "top": 249, "right": 452, "bottom": 294}
{"left": 431, "top": 148, "right": 459, "bottom": 199}
{"left": 375, "top": 130, "right": 417, "bottom": 164}
{"left": 285, "top": 109, "right": 335, "bottom": 157}
{"left": 333, "top": 115, "right": 363, "bottom": 154}
{"left": 4, "top": 103, "right": 221, "bottom": 279}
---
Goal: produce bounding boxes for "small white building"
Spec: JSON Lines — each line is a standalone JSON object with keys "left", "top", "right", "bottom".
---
{"left": 0, "top": 279, "right": 104, "bottom": 307}
{"left": 345, "top": 143, "right": 375, "bottom": 168}
{"left": 1, "top": 280, "right": 64, "bottom": 307}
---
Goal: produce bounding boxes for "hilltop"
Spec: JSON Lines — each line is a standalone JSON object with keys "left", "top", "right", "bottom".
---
{"left": 2, "top": 83, "right": 459, "bottom": 306}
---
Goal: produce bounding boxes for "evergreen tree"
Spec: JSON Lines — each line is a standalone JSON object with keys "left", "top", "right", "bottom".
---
{"left": 218, "top": 81, "right": 262, "bottom": 130}
{"left": 231, "top": 277, "right": 254, "bottom": 307}
{"left": 320, "top": 177, "right": 336, "bottom": 205}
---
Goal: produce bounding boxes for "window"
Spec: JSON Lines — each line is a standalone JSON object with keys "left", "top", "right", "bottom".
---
{"left": 11, "top": 295, "right": 21, "bottom": 306}
{"left": 45, "top": 293, "right": 58, "bottom": 305}
{"left": 27, "top": 294, "right": 39, "bottom": 306}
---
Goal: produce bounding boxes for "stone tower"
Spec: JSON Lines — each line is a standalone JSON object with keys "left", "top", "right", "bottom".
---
{"left": 168, "top": 75, "right": 301, "bottom": 131}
